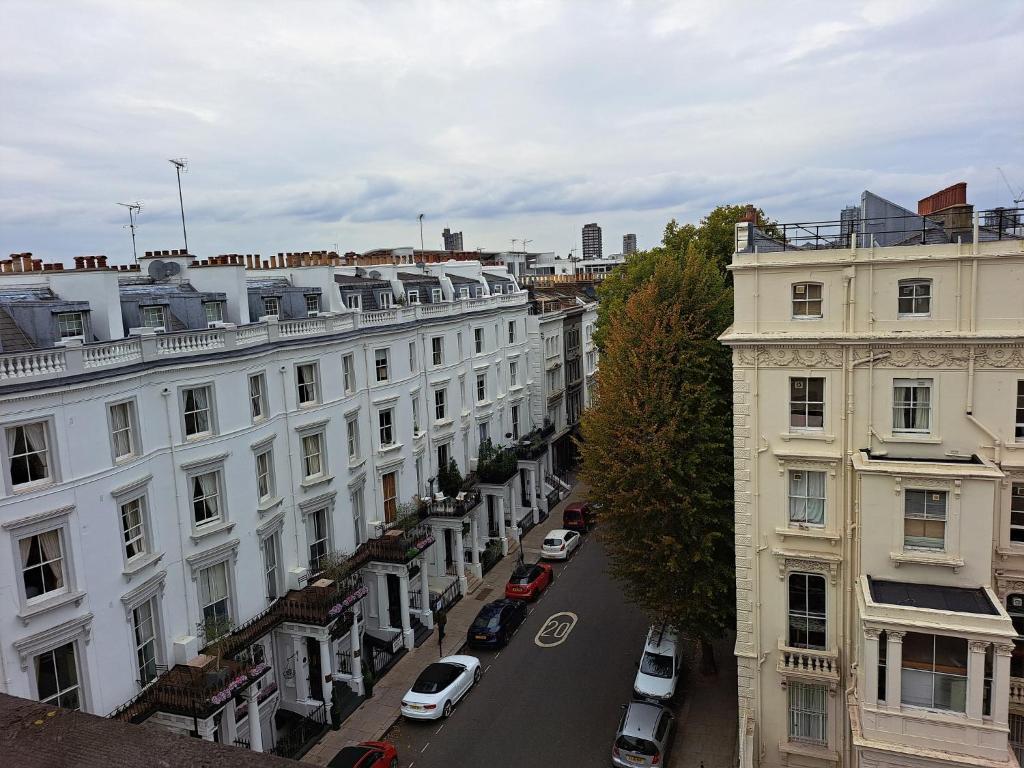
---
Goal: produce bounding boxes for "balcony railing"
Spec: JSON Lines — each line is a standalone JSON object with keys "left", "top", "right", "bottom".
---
{"left": 777, "top": 642, "right": 840, "bottom": 681}
{"left": 424, "top": 489, "right": 482, "bottom": 519}
{"left": 362, "top": 523, "right": 436, "bottom": 564}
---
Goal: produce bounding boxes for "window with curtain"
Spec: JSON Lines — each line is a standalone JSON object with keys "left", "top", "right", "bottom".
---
{"left": 431, "top": 336, "right": 444, "bottom": 366}
{"left": 789, "top": 378, "right": 824, "bottom": 430}
{"left": 342, "top": 354, "right": 355, "bottom": 394}
{"left": 302, "top": 433, "right": 324, "bottom": 479}
{"left": 901, "top": 632, "right": 967, "bottom": 712}
{"left": 431, "top": 288, "right": 442, "bottom": 303}
{"left": 191, "top": 472, "right": 221, "bottom": 527}
{"left": 412, "top": 396, "right": 420, "bottom": 433}
{"left": 904, "top": 490, "right": 946, "bottom": 550}
{"left": 789, "top": 470, "right": 826, "bottom": 526}
{"left": 255, "top": 450, "right": 274, "bottom": 501}
{"left": 296, "top": 363, "right": 319, "bottom": 405}
{"left": 351, "top": 488, "right": 365, "bottom": 546}
{"left": 133, "top": 599, "right": 158, "bottom": 685}
{"left": 382, "top": 471, "right": 397, "bottom": 522}
{"left": 249, "top": 373, "right": 267, "bottom": 421}
{"left": 375, "top": 348, "right": 390, "bottom": 383}
{"left": 35, "top": 642, "right": 80, "bottom": 710}
{"left": 788, "top": 682, "right": 826, "bottom": 744}
{"left": 7, "top": 422, "right": 51, "bottom": 486}
{"left": 893, "top": 379, "right": 932, "bottom": 433}
{"left": 199, "top": 561, "right": 230, "bottom": 627}
{"left": 306, "top": 509, "right": 329, "bottom": 571}
{"left": 120, "top": 497, "right": 147, "bottom": 560}
{"left": 346, "top": 418, "right": 359, "bottom": 461}
{"left": 21, "top": 530, "right": 66, "bottom": 600}
{"left": 263, "top": 534, "right": 279, "bottom": 601}
{"left": 477, "top": 374, "right": 487, "bottom": 402}
{"left": 182, "top": 386, "right": 212, "bottom": 437}
{"left": 788, "top": 572, "right": 826, "bottom": 649}
{"left": 109, "top": 402, "right": 136, "bottom": 460}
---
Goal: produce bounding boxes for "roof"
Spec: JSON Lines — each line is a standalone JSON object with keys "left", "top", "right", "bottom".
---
{"left": 446, "top": 273, "right": 479, "bottom": 285}
{"left": 333, "top": 274, "right": 390, "bottom": 287}
{"left": 0, "top": 693, "right": 299, "bottom": 768}
{"left": 0, "top": 286, "right": 59, "bottom": 302}
{"left": 246, "top": 278, "right": 293, "bottom": 289}
{"left": 0, "top": 307, "right": 34, "bottom": 353}
{"left": 396, "top": 272, "right": 439, "bottom": 284}
{"left": 868, "top": 578, "right": 999, "bottom": 615}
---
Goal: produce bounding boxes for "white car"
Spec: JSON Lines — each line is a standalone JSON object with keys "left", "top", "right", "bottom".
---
{"left": 633, "top": 625, "right": 683, "bottom": 701}
{"left": 400, "top": 655, "right": 482, "bottom": 720}
{"left": 541, "top": 528, "right": 581, "bottom": 560}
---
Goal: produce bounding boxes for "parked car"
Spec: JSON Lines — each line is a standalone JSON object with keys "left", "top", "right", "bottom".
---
{"left": 505, "top": 562, "right": 554, "bottom": 600}
{"left": 400, "top": 655, "right": 482, "bottom": 720}
{"left": 328, "top": 741, "right": 399, "bottom": 768}
{"left": 633, "top": 625, "right": 683, "bottom": 701}
{"left": 562, "top": 501, "right": 596, "bottom": 532}
{"left": 541, "top": 528, "right": 581, "bottom": 560}
{"left": 611, "top": 700, "right": 674, "bottom": 767}
{"left": 467, "top": 598, "right": 528, "bottom": 648}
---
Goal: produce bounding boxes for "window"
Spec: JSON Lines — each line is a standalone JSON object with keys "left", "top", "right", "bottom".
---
{"left": 478, "top": 421, "right": 489, "bottom": 444}
{"left": 203, "top": 301, "right": 224, "bottom": 325}
{"left": 476, "top": 374, "right": 487, "bottom": 403}
{"left": 415, "top": 455, "right": 423, "bottom": 495}
{"left": 511, "top": 404, "right": 521, "bottom": 440}
{"left": 1012, "top": 483, "right": 1024, "bottom": 544}
{"left": 262, "top": 297, "right": 280, "bottom": 317}
{"left": 346, "top": 417, "right": 360, "bottom": 461}
{"left": 789, "top": 471, "right": 825, "bottom": 526}
{"left": 191, "top": 471, "right": 222, "bottom": 528}
{"left": 431, "top": 336, "right": 444, "bottom": 366}
{"left": 345, "top": 293, "right": 361, "bottom": 311}
{"left": 56, "top": 312, "right": 84, "bottom": 339}
{"left": 35, "top": 643, "right": 80, "bottom": 710}
{"left": 181, "top": 386, "right": 213, "bottom": 438}
{"left": 132, "top": 599, "right": 158, "bottom": 685}
{"left": 901, "top": 632, "right": 967, "bottom": 712}
{"left": 199, "top": 562, "right": 231, "bottom": 626}
{"left": 437, "top": 442, "right": 450, "bottom": 471}
{"left": 1008, "top": 595, "right": 1024, "bottom": 637}
{"left": 407, "top": 290, "right": 420, "bottom": 304}
{"left": 474, "top": 328, "right": 484, "bottom": 354}
{"left": 789, "top": 377, "right": 824, "bottom": 430}
{"left": 103, "top": 401, "right": 139, "bottom": 463}
{"left": 792, "top": 283, "right": 823, "bottom": 318}
{"left": 904, "top": 489, "right": 946, "bottom": 550}
{"left": 409, "top": 341, "right": 417, "bottom": 373}
{"left": 878, "top": 630, "right": 888, "bottom": 702}
{"left": 788, "top": 682, "right": 826, "bottom": 745}
{"left": 787, "top": 573, "right": 826, "bottom": 649}
{"left": 378, "top": 292, "right": 393, "bottom": 309}
{"left": 342, "top": 354, "right": 356, "bottom": 394}
{"left": 457, "top": 332, "right": 463, "bottom": 358}
{"left": 378, "top": 408, "right": 394, "bottom": 447}
{"left": 255, "top": 449, "right": 274, "bottom": 502}
{"left": 305, "top": 294, "right": 320, "bottom": 316}
{"left": 296, "top": 363, "right": 320, "bottom": 406}
{"left": 20, "top": 530, "right": 66, "bottom": 601}
{"left": 375, "top": 348, "right": 390, "bottom": 383}
{"left": 120, "top": 496, "right": 148, "bottom": 561}
{"left": 545, "top": 336, "right": 558, "bottom": 358}
{"left": 431, "top": 288, "right": 442, "bottom": 303}
{"left": 546, "top": 369, "right": 560, "bottom": 393}
{"left": 459, "top": 287, "right": 469, "bottom": 299}
{"left": 1016, "top": 381, "right": 1023, "bottom": 440}
{"left": 898, "top": 279, "right": 931, "bottom": 316}
{"left": 351, "top": 488, "right": 365, "bottom": 546}
{"left": 7, "top": 422, "right": 52, "bottom": 488}
{"left": 301, "top": 432, "right": 325, "bottom": 479}
{"left": 262, "top": 534, "right": 280, "bottom": 600}
{"left": 412, "top": 397, "right": 420, "bottom": 433}
{"left": 382, "top": 471, "right": 398, "bottom": 522}
{"left": 510, "top": 360, "right": 519, "bottom": 388}
{"left": 586, "top": 350, "right": 596, "bottom": 372}
{"left": 508, "top": 320, "right": 516, "bottom": 343}
{"left": 249, "top": 373, "right": 267, "bottom": 422}
{"left": 141, "top": 306, "right": 165, "bottom": 330}
{"left": 306, "top": 508, "right": 329, "bottom": 571}
{"left": 893, "top": 379, "right": 932, "bottom": 433}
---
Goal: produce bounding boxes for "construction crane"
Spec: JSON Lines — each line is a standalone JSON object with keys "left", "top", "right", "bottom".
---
{"left": 997, "top": 167, "right": 1023, "bottom": 204}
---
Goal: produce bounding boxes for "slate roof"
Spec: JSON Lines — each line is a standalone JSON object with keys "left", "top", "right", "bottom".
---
{"left": 446, "top": 273, "right": 480, "bottom": 285}
{"left": 868, "top": 578, "right": 999, "bottom": 615}
{"left": 0, "top": 307, "right": 34, "bottom": 352}
{"left": 333, "top": 274, "right": 390, "bottom": 286}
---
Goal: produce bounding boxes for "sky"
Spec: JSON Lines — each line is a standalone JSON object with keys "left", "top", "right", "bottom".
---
{"left": 1, "top": 0, "right": 1022, "bottom": 265}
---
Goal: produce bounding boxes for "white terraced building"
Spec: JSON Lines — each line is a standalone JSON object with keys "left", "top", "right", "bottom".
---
{"left": 722, "top": 185, "right": 1024, "bottom": 768}
{"left": 0, "top": 248, "right": 593, "bottom": 752}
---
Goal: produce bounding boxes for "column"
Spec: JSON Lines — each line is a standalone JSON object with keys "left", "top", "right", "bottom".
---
{"left": 967, "top": 640, "right": 989, "bottom": 720}
{"left": 349, "top": 605, "right": 364, "bottom": 696}
{"left": 496, "top": 492, "right": 508, "bottom": 555}
{"left": 885, "top": 631, "right": 904, "bottom": 711}
{"left": 469, "top": 515, "right": 482, "bottom": 579}
{"left": 454, "top": 525, "right": 468, "bottom": 593}
{"left": 293, "top": 636, "right": 309, "bottom": 701}
{"left": 222, "top": 701, "right": 238, "bottom": 746}
{"left": 398, "top": 572, "right": 414, "bottom": 650}
{"left": 863, "top": 629, "right": 880, "bottom": 706}
{"left": 245, "top": 686, "right": 264, "bottom": 752}
{"left": 375, "top": 572, "right": 390, "bottom": 629}
{"left": 318, "top": 638, "right": 333, "bottom": 704}
{"left": 994, "top": 643, "right": 1014, "bottom": 726}
{"left": 419, "top": 556, "right": 434, "bottom": 628}
{"left": 528, "top": 468, "right": 539, "bottom": 524}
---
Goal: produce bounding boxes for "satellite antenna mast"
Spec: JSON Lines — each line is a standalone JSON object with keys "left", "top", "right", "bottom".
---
{"left": 522, "top": 238, "right": 533, "bottom": 252}
{"left": 116, "top": 202, "right": 143, "bottom": 263}
{"left": 169, "top": 158, "right": 189, "bottom": 253}
{"left": 997, "top": 167, "right": 1024, "bottom": 204}
{"left": 417, "top": 213, "right": 425, "bottom": 252}
{"left": 510, "top": 238, "right": 519, "bottom": 252}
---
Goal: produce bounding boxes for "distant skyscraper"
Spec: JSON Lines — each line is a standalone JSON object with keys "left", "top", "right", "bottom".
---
{"left": 442, "top": 227, "right": 464, "bottom": 251}
{"left": 582, "top": 223, "right": 602, "bottom": 259}
{"left": 623, "top": 233, "right": 637, "bottom": 255}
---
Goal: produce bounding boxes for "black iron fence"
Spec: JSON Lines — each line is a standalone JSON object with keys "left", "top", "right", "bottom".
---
{"left": 435, "top": 579, "right": 462, "bottom": 613}
{"left": 268, "top": 701, "right": 328, "bottom": 759}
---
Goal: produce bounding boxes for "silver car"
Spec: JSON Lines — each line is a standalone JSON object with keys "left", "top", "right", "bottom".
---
{"left": 611, "top": 700, "right": 674, "bottom": 767}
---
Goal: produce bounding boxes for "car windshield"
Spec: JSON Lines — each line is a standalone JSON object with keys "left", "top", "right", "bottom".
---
{"left": 615, "top": 735, "right": 657, "bottom": 756}
{"left": 509, "top": 567, "right": 536, "bottom": 585}
{"left": 640, "top": 652, "right": 674, "bottom": 678}
{"left": 543, "top": 537, "right": 560, "bottom": 547}
{"left": 472, "top": 614, "right": 501, "bottom": 630}
{"left": 412, "top": 663, "right": 459, "bottom": 693}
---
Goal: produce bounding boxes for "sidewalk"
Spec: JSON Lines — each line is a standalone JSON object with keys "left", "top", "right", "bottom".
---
{"left": 303, "top": 483, "right": 590, "bottom": 765}
{"left": 668, "top": 633, "right": 738, "bottom": 768}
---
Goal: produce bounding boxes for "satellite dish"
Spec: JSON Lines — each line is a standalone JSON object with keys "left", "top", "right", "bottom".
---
{"left": 147, "top": 260, "right": 181, "bottom": 281}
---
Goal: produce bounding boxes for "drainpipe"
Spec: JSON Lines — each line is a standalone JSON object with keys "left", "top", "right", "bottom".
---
{"left": 966, "top": 346, "right": 1002, "bottom": 463}
{"left": 162, "top": 388, "right": 194, "bottom": 641}
{"left": 278, "top": 366, "right": 302, "bottom": 574}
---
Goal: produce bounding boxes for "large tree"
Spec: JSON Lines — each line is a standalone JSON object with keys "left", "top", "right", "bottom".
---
{"left": 580, "top": 246, "right": 734, "bottom": 668}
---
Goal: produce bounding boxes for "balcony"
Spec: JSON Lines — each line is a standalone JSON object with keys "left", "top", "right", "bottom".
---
{"left": 422, "top": 489, "right": 482, "bottom": 519}
{"left": 476, "top": 442, "right": 519, "bottom": 485}
{"left": 777, "top": 642, "right": 840, "bottom": 685}
{"left": 362, "top": 522, "right": 436, "bottom": 564}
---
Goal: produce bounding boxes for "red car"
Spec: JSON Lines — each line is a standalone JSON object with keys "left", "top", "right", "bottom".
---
{"left": 328, "top": 741, "right": 399, "bottom": 768}
{"left": 562, "top": 501, "right": 596, "bottom": 532}
{"left": 505, "top": 562, "right": 554, "bottom": 600}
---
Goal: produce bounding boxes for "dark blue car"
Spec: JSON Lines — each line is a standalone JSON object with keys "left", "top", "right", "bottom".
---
{"left": 466, "top": 599, "right": 528, "bottom": 649}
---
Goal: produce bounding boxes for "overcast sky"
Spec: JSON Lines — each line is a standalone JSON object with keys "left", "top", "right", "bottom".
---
{"left": 1, "top": 0, "right": 1022, "bottom": 264}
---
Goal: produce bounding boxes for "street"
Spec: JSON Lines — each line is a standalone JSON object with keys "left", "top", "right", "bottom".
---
{"left": 383, "top": 530, "right": 650, "bottom": 767}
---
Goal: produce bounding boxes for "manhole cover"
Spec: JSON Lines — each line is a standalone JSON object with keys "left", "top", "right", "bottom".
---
{"left": 476, "top": 587, "right": 493, "bottom": 601}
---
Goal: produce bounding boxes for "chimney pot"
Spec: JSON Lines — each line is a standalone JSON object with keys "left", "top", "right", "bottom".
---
{"left": 918, "top": 182, "right": 968, "bottom": 216}
{"left": 97, "top": 255, "right": 108, "bottom": 268}
{"left": 32, "top": 259, "right": 43, "bottom": 271}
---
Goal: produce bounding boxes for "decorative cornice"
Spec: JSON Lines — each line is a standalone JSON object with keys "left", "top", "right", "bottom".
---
{"left": 13, "top": 613, "right": 93, "bottom": 670}
{"left": 109, "top": 473, "right": 153, "bottom": 499}
{"left": 736, "top": 348, "right": 843, "bottom": 368}
{"left": 2, "top": 504, "right": 74, "bottom": 532}
{"left": 186, "top": 538, "right": 240, "bottom": 575}
{"left": 734, "top": 343, "right": 1024, "bottom": 370}
{"left": 120, "top": 570, "right": 167, "bottom": 608}
{"left": 179, "top": 451, "right": 230, "bottom": 471}
{"left": 298, "top": 490, "right": 337, "bottom": 514}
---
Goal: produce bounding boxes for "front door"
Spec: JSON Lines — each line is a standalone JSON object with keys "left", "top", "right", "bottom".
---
{"left": 444, "top": 529, "right": 454, "bottom": 570}
{"left": 306, "top": 636, "right": 323, "bottom": 702}
{"left": 487, "top": 495, "right": 498, "bottom": 538}
{"left": 386, "top": 573, "right": 402, "bottom": 629}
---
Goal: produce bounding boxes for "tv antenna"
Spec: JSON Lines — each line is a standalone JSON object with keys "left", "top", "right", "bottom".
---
{"left": 417, "top": 213, "right": 425, "bottom": 252}
{"left": 116, "top": 202, "right": 143, "bottom": 263}
{"left": 510, "top": 238, "right": 519, "bottom": 252}
{"left": 997, "top": 167, "right": 1023, "bottom": 204}
{"left": 169, "top": 158, "right": 189, "bottom": 253}
{"left": 521, "top": 238, "right": 533, "bottom": 253}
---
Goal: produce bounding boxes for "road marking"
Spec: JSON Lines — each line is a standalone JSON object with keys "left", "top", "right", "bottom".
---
{"left": 495, "top": 650, "right": 501, "bottom": 659}
{"left": 435, "top": 723, "right": 445, "bottom": 735}
{"left": 534, "top": 611, "right": 579, "bottom": 647}
{"left": 421, "top": 743, "right": 430, "bottom": 753}
{"left": 485, "top": 664, "right": 491, "bottom": 672}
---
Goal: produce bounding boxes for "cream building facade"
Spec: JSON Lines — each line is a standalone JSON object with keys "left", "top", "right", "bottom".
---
{"left": 722, "top": 188, "right": 1024, "bottom": 768}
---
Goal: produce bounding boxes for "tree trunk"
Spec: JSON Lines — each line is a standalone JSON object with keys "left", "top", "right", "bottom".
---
{"left": 699, "top": 637, "right": 718, "bottom": 676}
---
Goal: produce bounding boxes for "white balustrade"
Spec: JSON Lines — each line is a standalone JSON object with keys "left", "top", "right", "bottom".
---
{"left": 236, "top": 324, "right": 269, "bottom": 345}
{"left": 1010, "top": 676, "right": 1024, "bottom": 706}
{"left": 777, "top": 644, "right": 840, "bottom": 678}
{"left": 82, "top": 340, "right": 143, "bottom": 369}
{"left": 155, "top": 330, "right": 226, "bottom": 355}
{"left": 0, "top": 350, "right": 66, "bottom": 380}
{"left": 362, "top": 309, "right": 398, "bottom": 326}
{"left": 280, "top": 318, "right": 327, "bottom": 337}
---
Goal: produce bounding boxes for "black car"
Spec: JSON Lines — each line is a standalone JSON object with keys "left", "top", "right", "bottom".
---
{"left": 466, "top": 599, "right": 528, "bottom": 648}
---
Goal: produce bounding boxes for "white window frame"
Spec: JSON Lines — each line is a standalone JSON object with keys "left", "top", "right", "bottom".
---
{"left": 476, "top": 373, "right": 487, "bottom": 403}
{"left": 508, "top": 320, "right": 516, "bottom": 344}
{"left": 305, "top": 294, "right": 320, "bottom": 316}
{"left": 189, "top": 469, "right": 225, "bottom": 531}
{"left": 478, "top": 420, "right": 489, "bottom": 444}
{"left": 351, "top": 486, "right": 365, "bottom": 546}
{"left": 345, "top": 293, "right": 362, "bottom": 311}
{"left": 787, "top": 572, "right": 827, "bottom": 650}
{"left": 346, "top": 416, "right": 360, "bottom": 462}
{"left": 306, "top": 507, "right": 331, "bottom": 572}
{"left": 141, "top": 305, "right": 165, "bottom": 331}
{"left": 262, "top": 531, "right": 281, "bottom": 601}
{"left": 431, "top": 288, "right": 442, "bottom": 303}
{"left": 249, "top": 372, "right": 267, "bottom": 422}
{"left": 18, "top": 528, "right": 69, "bottom": 606}
{"left": 296, "top": 362, "right": 321, "bottom": 406}
{"left": 459, "top": 287, "right": 470, "bottom": 299}
{"left": 203, "top": 301, "right": 224, "bottom": 325}
{"left": 898, "top": 278, "right": 932, "bottom": 317}
{"left": 792, "top": 282, "right": 823, "bottom": 319}
{"left": 788, "top": 682, "right": 827, "bottom": 746}
{"left": 378, "top": 292, "right": 393, "bottom": 309}
{"left": 511, "top": 403, "right": 521, "bottom": 440}
{"left": 375, "top": 348, "right": 390, "bottom": 383}
{"left": 4, "top": 419, "right": 56, "bottom": 491}
{"left": 301, "top": 431, "right": 327, "bottom": 481}
{"left": 409, "top": 341, "right": 417, "bottom": 373}
{"left": 893, "top": 378, "right": 932, "bottom": 435}
{"left": 788, "top": 470, "right": 826, "bottom": 528}
{"left": 789, "top": 377, "right": 825, "bottom": 432}
{"left": 35, "top": 641, "right": 84, "bottom": 710}
{"left": 904, "top": 489, "right": 947, "bottom": 551}
{"left": 474, "top": 327, "right": 484, "bottom": 354}
{"left": 412, "top": 396, "right": 421, "bottom": 433}
{"left": 342, "top": 354, "right": 356, "bottom": 395}
{"left": 198, "top": 560, "right": 233, "bottom": 629}
{"left": 180, "top": 384, "right": 216, "bottom": 440}
{"left": 255, "top": 448, "right": 275, "bottom": 503}
{"left": 107, "top": 399, "right": 140, "bottom": 463}
{"left": 510, "top": 360, "right": 519, "bottom": 388}
{"left": 407, "top": 289, "right": 420, "bottom": 304}
{"left": 119, "top": 494, "right": 150, "bottom": 564}
{"left": 132, "top": 597, "right": 160, "bottom": 686}
{"left": 262, "top": 296, "right": 280, "bottom": 318}
{"left": 435, "top": 388, "right": 448, "bottom": 421}
{"left": 431, "top": 336, "right": 444, "bottom": 366}
{"left": 56, "top": 311, "right": 85, "bottom": 340}
{"left": 378, "top": 408, "right": 395, "bottom": 448}
{"left": 1011, "top": 482, "right": 1024, "bottom": 545}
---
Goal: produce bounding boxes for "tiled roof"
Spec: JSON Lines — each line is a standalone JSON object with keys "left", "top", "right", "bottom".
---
{"left": 0, "top": 693, "right": 299, "bottom": 768}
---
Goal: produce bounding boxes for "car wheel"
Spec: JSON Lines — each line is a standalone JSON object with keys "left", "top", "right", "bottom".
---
{"left": 442, "top": 700, "right": 453, "bottom": 718}
{"left": 474, "top": 666, "right": 483, "bottom": 683}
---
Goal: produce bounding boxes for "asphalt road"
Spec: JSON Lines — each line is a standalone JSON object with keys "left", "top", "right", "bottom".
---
{"left": 384, "top": 531, "right": 649, "bottom": 767}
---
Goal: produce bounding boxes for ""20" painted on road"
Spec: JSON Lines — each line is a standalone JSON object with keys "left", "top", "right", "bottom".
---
{"left": 534, "top": 612, "right": 578, "bottom": 647}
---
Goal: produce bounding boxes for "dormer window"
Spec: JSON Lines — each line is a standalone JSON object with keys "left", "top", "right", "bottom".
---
{"left": 898, "top": 279, "right": 931, "bottom": 317}
{"left": 378, "top": 292, "right": 393, "bottom": 309}
{"left": 459, "top": 287, "right": 470, "bottom": 299}
{"left": 262, "top": 297, "right": 280, "bottom": 318}
{"left": 431, "top": 288, "right": 442, "bottom": 303}
{"left": 345, "top": 294, "right": 361, "bottom": 311}
{"left": 407, "top": 290, "right": 420, "bottom": 304}
{"left": 56, "top": 312, "right": 84, "bottom": 340}
{"left": 203, "top": 301, "right": 224, "bottom": 326}
{"left": 305, "top": 294, "right": 320, "bottom": 316}
{"left": 141, "top": 306, "right": 165, "bottom": 331}
{"left": 791, "top": 283, "right": 823, "bottom": 319}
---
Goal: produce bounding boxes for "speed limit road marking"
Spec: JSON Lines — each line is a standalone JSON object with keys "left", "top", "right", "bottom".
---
{"left": 534, "top": 611, "right": 578, "bottom": 647}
